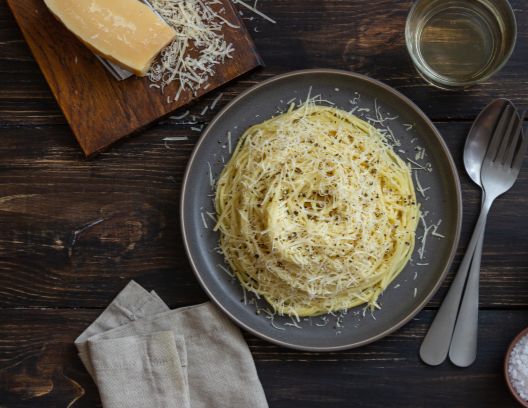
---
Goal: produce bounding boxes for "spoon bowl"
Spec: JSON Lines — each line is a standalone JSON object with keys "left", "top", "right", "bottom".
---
{"left": 464, "top": 99, "right": 515, "bottom": 186}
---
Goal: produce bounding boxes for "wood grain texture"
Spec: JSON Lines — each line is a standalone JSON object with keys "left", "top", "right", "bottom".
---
{"left": 1, "top": 0, "right": 528, "bottom": 407}
{"left": 1, "top": 308, "right": 527, "bottom": 407}
{"left": 0, "top": 0, "right": 527, "bottom": 128}
{"left": 5, "top": 0, "right": 262, "bottom": 156}
{"left": 0, "top": 122, "right": 526, "bottom": 310}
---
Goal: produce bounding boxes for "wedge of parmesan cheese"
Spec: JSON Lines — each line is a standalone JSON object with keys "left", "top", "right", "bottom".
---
{"left": 44, "top": 0, "right": 177, "bottom": 76}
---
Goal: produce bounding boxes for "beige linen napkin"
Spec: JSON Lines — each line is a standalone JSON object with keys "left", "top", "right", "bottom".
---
{"left": 75, "top": 281, "right": 268, "bottom": 408}
{"left": 75, "top": 280, "right": 170, "bottom": 376}
{"left": 88, "top": 331, "right": 190, "bottom": 408}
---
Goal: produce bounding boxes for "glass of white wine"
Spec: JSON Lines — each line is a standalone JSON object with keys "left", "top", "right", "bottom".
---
{"left": 405, "top": 0, "right": 517, "bottom": 90}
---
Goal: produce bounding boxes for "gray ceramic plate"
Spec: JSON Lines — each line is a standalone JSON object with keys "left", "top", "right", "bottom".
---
{"left": 181, "top": 69, "right": 462, "bottom": 351}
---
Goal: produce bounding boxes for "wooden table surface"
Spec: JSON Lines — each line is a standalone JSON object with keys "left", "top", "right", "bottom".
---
{"left": 1, "top": 1, "right": 527, "bottom": 407}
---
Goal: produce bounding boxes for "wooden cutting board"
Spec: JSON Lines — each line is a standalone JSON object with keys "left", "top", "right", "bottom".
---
{"left": 7, "top": 0, "right": 262, "bottom": 156}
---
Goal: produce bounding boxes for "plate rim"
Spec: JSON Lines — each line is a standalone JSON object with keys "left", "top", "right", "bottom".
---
{"left": 181, "top": 68, "right": 463, "bottom": 351}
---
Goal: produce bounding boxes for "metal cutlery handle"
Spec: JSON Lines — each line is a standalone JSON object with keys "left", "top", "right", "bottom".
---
{"left": 448, "top": 228, "right": 485, "bottom": 367}
{"left": 419, "top": 202, "right": 491, "bottom": 366}
{"left": 449, "top": 110, "right": 526, "bottom": 367}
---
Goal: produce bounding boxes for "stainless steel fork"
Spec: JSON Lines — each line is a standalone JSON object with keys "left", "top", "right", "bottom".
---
{"left": 448, "top": 108, "right": 527, "bottom": 367}
{"left": 420, "top": 105, "right": 527, "bottom": 367}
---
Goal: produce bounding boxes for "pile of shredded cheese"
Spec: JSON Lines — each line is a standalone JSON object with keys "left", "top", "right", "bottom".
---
{"left": 148, "top": 0, "right": 236, "bottom": 101}
{"left": 214, "top": 104, "right": 420, "bottom": 317}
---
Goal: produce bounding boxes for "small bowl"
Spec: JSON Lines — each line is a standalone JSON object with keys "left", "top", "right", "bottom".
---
{"left": 505, "top": 326, "right": 528, "bottom": 407}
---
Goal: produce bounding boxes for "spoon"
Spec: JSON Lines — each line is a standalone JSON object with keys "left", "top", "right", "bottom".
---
{"left": 420, "top": 99, "right": 514, "bottom": 366}
{"left": 449, "top": 100, "right": 521, "bottom": 367}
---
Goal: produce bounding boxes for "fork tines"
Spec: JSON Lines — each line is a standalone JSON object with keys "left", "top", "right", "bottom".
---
{"left": 485, "top": 106, "right": 526, "bottom": 170}
{"left": 513, "top": 110, "right": 527, "bottom": 170}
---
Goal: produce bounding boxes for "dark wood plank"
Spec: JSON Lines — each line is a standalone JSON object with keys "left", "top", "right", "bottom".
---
{"left": 0, "top": 308, "right": 526, "bottom": 407}
{"left": 1, "top": 1, "right": 527, "bottom": 407}
{"left": 0, "top": 122, "right": 526, "bottom": 309}
{"left": 5, "top": 0, "right": 261, "bottom": 155}
{"left": 0, "top": 0, "right": 527, "bottom": 127}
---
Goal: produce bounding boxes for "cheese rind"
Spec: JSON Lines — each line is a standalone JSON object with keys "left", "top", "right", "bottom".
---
{"left": 44, "top": 0, "right": 177, "bottom": 76}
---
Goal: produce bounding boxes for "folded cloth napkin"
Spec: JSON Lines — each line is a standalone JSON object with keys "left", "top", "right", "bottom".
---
{"left": 75, "top": 281, "right": 269, "bottom": 408}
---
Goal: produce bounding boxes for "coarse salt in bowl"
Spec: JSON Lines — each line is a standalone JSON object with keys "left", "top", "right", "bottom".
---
{"left": 505, "top": 326, "right": 528, "bottom": 407}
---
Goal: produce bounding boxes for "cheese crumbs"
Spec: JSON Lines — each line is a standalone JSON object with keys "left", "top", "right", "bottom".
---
{"left": 147, "top": 0, "right": 236, "bottom": 101}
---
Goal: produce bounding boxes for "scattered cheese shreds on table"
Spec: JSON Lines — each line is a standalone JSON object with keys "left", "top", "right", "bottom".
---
{"left": 163, "top": 136, "right": 189, "bottom": 141}
{"left": 148, "top": 0, "right": 236, "bottom": 101}
{"left": 232, "top": 0, "right": 276, "bottom": 23}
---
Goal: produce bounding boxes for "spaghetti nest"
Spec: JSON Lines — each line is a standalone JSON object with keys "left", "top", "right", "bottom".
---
{"left": 215, "top": 104, "right": 419, "bottom": 317}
